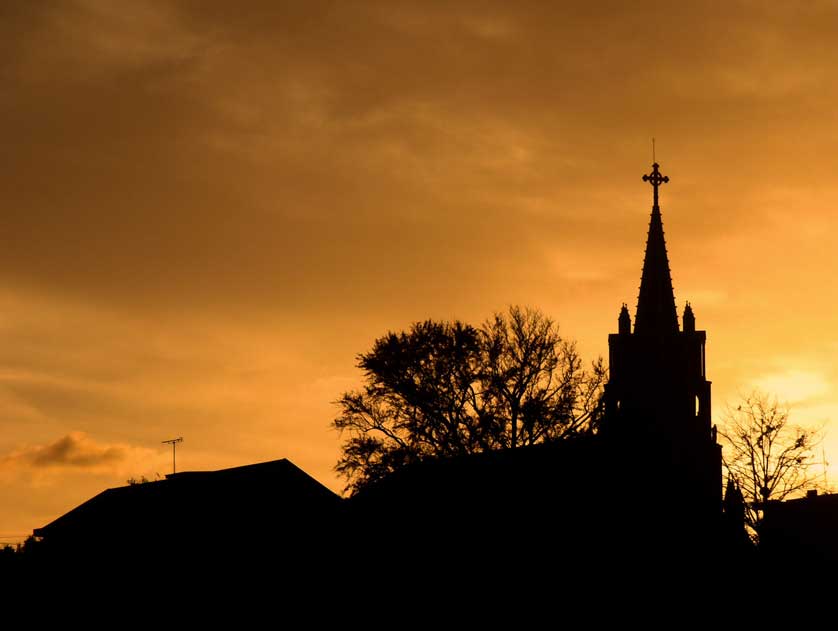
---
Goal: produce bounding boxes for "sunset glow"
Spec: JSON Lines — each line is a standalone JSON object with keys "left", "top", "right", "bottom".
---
{"left": 2, "top": 1, "right": 838, "bottom": 542}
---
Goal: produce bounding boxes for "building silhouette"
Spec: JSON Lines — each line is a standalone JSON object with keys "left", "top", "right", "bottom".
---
{"left": 25, "top": 162, "right": 751, "bottom": 582}
{"left": 761, "top": 490, "right": 838, "bottom": 564}
{"left": 601, "top": 161, "right": 723, "bottom": 525}
{"left": 31, "top": 458, "right": 343, "bottom": 572}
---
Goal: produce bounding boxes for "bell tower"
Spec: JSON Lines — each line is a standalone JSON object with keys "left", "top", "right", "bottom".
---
{"left": 602, "top": 162, "right": 721, "bottom": 515}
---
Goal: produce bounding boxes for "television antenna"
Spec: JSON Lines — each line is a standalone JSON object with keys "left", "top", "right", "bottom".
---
{"left": 162, "top": 437, "right": 184, "bottom": 475}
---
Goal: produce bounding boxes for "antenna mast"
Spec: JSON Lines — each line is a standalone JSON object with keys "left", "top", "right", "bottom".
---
{"left": 162, "top": 437, "right": 184, "bottom": 475}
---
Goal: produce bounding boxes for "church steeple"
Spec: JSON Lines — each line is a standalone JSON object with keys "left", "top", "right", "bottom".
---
{"left": 603, "top": 159, "right": 721, "bottom": 518}
{"left": 634, "top": 162, "right": 679, "bottom": 335}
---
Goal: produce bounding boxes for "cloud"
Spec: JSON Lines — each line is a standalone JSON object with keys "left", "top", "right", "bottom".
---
{"left": 1, "top": 432, "right": 151, "bottom": 472}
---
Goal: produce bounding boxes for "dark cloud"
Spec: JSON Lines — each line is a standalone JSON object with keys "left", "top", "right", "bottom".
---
{"left": 4, "top": 432, "right": 125, "bottom": 469}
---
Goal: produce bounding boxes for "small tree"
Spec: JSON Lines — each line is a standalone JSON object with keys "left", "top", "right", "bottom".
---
{"left": 719, "top": 390, "right": 823, "bottom": 540}
{"left": 332, "top": 307, "right": 606, "bottom": 494}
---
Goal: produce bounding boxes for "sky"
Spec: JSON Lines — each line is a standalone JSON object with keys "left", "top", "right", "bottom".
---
{"left": 2, "top": 0, "right": 838, "bottom": 543}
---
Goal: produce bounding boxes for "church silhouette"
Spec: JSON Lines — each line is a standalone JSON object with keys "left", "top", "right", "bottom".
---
{"left": 31, "top": 162, "right": 758, "bottom": 583}
{"left": 602, "top": 161, "right": 723, "bottom": 534}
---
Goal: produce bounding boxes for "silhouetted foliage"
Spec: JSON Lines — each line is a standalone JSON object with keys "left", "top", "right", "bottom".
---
{"left": 719, "top": 390, "right": 823, "bottom": 541}
{"left": 0, "top": 536, "right": 44, "bottom": 574}
{"left": 126, "top": 474, "right": 160, "bottom": 485}
{"left": 0, "top": 543, "right": 18, "bottom": 563}
{"left": 333, "top": 306, "right": 606, "bottom": 493}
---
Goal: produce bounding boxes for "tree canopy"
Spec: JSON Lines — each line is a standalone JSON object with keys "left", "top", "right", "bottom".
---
{"left": 333, "top": 306, "right": 606, "bottom": 493}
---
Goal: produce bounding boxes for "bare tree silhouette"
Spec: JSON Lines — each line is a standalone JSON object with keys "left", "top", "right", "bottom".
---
{"left": 481, "top": 306, "right": 606, "bottom": 448}
{"left": 719, "top": 390, "right": 823, "bottom": 541}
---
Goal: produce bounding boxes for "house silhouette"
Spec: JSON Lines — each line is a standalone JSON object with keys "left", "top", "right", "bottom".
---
{"left": 33, "top": 458, "right": 343, "bottom": 572}
{"left": 761, "top": 490, "right": 838, "bottom": 565}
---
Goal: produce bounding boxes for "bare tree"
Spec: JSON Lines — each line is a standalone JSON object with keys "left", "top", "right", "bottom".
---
{"left": 332, "top": 307, "right": 606, "bottom": 494}
{"left": 719, "top": 390, "right": 823, "bottom": 540}
{"left": 480, "top": 306, "right": 606, "bottom": 449}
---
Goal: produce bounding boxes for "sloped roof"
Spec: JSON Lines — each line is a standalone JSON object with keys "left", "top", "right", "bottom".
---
{"left": 34, "top": 458, "right": 342, "bottom": 540}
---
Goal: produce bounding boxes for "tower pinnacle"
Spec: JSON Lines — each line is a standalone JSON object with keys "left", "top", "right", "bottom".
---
{"left": 634, "top": 162, "right": 679, "bottom": 335}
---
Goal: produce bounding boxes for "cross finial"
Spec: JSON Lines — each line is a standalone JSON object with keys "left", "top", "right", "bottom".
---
{"left": 642, "top": 162, "right": 669, "bottom": 208}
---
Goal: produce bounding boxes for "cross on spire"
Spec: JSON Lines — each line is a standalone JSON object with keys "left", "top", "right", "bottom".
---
{"left": 642, "top": 162, "right": 669, "bottom": 208}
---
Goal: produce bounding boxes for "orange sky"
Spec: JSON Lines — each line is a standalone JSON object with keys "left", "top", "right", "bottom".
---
{"left": 2, "top": 0, "right": 838, "bottom": 543}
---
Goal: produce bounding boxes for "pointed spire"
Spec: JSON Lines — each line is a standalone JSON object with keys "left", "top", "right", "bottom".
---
{"left": 635, "top": 163, "right": 679, "bottom": 335}
{"left": 683, "top": 301, "right": 695, "bottom": 333}
{"left": 723, "top": 476, "right": 745, "bottom": 520}
{"left": 618, "top": 303, "right": 631, "bottom": 335}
